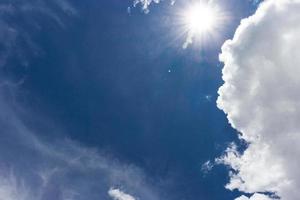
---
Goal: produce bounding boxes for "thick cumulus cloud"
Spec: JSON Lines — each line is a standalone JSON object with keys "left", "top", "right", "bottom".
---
{"left": 217, "top": 0, "right": 300, "bottom": 199}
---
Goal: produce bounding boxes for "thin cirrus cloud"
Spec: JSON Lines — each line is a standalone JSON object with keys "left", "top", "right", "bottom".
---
{"left": 0, "top": 1, "right": 162, "bottom": 200}
{"left": 2, "top": 0, "right": 300, "bottom": 200}
{"left": 217, "top": 0, "right": 300, "bottom": 199}
{"left": 0, "top": 85, "right": 162, "bottom": 200}
{"left": 0, "top": 0, "right": 76, "bottom": 85}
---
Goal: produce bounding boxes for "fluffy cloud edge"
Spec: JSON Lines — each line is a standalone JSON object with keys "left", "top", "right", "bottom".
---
{"left": 217, "top": 0, "right": 300, "bottom": 199}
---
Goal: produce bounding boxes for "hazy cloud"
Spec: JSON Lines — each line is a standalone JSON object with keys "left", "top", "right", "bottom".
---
{"left": 0, "top": 0, "right": 76, "bottom": 85}
{"left": 0, "top": 1, "right": 161, "bottom": 200}
{"left": 0, "top": 86, "right": 162, "bottom": 200}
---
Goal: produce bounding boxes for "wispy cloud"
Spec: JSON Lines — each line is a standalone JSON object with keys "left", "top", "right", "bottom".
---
{"left": 0, "top": 170, "right": 31, "bottom": 200}
{"left": 0, "top": 2, "right": 162, "bottom": 200}
{"left": 0, "top": 85, "right": 162, "bottom": 200}
{"left": 0, "top": 0, "right": 76, "bottom": 86}
{"left": 0, "top": 85, "right": 164, "bottom": 200}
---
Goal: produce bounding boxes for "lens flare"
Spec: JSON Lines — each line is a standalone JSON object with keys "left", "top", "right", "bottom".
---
{"left": 179, "top": 1, "right": 227, "bottom": 48}
{"left": 184, "top": 3, "right": 216, "bottom": 34}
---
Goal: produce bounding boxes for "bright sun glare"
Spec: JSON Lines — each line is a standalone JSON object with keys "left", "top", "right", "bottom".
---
{"left": 179, "top": 1, "right": 227, "bottom": 48}
{"left": 184, "top": 2, "right": 217, "bottom": 35}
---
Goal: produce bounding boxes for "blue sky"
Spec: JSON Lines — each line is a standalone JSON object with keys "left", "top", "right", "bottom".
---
{"left": 2, "top": 0, "right": 300, "bottom": 200}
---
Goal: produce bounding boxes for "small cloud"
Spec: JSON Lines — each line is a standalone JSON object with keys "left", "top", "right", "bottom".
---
{"left": 127, "top": 7, "right": 132, "bottom": 14}
{"left": 201, "top": 160, "right": 214, "bottom": 174}
{"left": 108, "top": 188, "right": 136, "bottom": 200}
{"left": 204, "top": 95, "right": 212, "bottom": 102}
{"left": 132, "top": 0, "right": 175, "bottom": 13}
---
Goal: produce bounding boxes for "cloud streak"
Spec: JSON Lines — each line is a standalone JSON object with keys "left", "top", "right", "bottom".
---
{"left": 0, "top": 1, "right": 162, "bottom": 200}
{"left": 0, "top": 85, "right": 162, "bottom": 200}
{"left": 0, "top": 0, "right": 76, "bottom": 85}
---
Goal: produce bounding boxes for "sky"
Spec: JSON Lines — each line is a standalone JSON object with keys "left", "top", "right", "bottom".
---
{"left": 0, "top": 0, "right": 299, "bottom": 200}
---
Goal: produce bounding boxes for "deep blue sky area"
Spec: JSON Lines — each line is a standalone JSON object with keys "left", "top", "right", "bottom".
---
{"left": 8, "top": 0, "right": 258, "bottom": 199}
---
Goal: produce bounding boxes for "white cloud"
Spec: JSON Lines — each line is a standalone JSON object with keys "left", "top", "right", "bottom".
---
{"left": 108, "top": 188, "right": 136, "bottom": 200}
{"left": 0, "top": 171, "right": 31, "bottom": 200}
{"left": 132, "top": 0, "right": 175, "bottom": 13}
{"left": 132, "top": 0, "right": 161, "bottom": 13}
{"left": 201, "top": 160, "right": 214, "bottom": 174}
{"left": 217, "top": 0, "right": 300, "bottom": 199}
{"left": 235, "top": 194, "right": 272, "bottom": 200}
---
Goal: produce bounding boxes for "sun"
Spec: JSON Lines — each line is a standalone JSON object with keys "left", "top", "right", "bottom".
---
{"left": 179, "top": 1, "right": 226, "bottom": 48}
{"left": 184, "top": 2, "right": 217, "bottom": 35}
